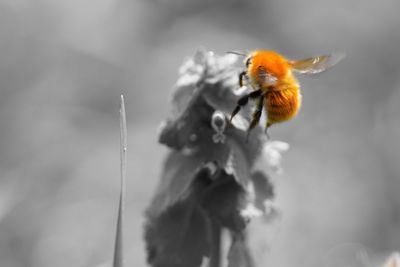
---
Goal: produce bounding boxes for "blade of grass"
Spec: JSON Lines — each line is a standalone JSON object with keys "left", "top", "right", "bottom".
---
{"left": 113, "top": 94, "right": 127, "bottom": 267}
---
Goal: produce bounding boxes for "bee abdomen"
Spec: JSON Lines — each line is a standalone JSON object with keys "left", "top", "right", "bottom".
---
{"left": 266, "top": 88, "right": 301, "bottom": 124}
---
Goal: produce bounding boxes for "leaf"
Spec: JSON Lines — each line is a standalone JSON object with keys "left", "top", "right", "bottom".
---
{"left": 170, "top": 49, "right": 208, "bottom": 119}
{"left": 251, "top": 171, "right": 274, "bottom": 214}
{"left": 159, "top": 96, "right": 217, "bottom": 151}
{"left": 224, "top": 141, "right": 252, "bottom": 188}
{"left": 144, "top": 164, "right": 259, "bottom": 267}
{"left": 146, "top": 143, "right": 231, "bottom": 218}
{"left": 144, "top": 164, "right": 218, "bottom": 267}
{"left": 144, "top": 197, "right": 210, "bottom": 267}
{"left": 201, "top": 169, "right": 248, "bottom": 232}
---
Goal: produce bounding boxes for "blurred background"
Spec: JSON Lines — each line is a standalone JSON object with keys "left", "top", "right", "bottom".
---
{"left": 0, "top": 0, "right": 399, "bottom": 266}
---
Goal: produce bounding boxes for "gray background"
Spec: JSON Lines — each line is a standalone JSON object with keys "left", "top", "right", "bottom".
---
{"left": 0, "top": 0, "right": 399, "bottom": 266}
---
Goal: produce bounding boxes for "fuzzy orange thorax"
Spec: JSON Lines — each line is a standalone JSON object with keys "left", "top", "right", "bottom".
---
{"left": 248, "top": 50, "right": 290, "bottom": 80}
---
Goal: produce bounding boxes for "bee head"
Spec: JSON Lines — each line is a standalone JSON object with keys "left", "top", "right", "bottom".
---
{"left": 250, "top": 51, "right": 290, "bottom": 81}
{"left": 245, "top": 56, "right": 252, "bottom": 68}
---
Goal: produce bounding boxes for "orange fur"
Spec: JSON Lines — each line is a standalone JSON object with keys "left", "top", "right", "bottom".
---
{"left": 246, "top": 50, "right": 301, "bottom": 126}
{"left": 231, "top": 50, "right": 342, "bottom": 134}
{"left": 266, "top": 87, "right": 301, "bottom": 125}
{"left": 248, "top": 51, "right": 290, "bottom": 86}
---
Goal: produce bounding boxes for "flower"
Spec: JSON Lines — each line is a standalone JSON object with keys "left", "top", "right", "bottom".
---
{"left": 254, "top": 140, "right": 290, "bottom": 175}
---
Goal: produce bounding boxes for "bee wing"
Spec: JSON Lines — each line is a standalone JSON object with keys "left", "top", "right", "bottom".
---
{"left": 289, "top": 53, "right": 345, "bottom": 74}
{"left": 257, "top": 72, "right": 278, "bottom": 85}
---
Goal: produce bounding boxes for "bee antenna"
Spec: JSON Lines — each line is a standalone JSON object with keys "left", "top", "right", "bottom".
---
{"left": 227, "top": 51, "right": 247, "bottom": 57}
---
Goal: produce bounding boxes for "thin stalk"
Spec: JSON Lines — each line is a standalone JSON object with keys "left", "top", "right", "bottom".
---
{"left": 209, "top": 219, "right": 221, "bottom": 267}
{"left": 113, "top": 95, "right": 127, "bottom": 267}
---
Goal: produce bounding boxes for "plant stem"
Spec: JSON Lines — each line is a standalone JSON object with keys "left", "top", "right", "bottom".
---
{"left": 209, "top": 219, "right": 221, "bottom": 267}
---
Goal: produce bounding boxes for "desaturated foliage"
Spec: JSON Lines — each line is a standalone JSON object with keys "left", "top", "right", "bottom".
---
{"left": 144, "top": 50, "right": 284, "bottom": 267}
{"left": 0, "top": 1, "right": 399, "bottom": 267}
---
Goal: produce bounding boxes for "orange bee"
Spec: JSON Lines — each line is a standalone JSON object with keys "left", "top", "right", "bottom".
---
{"left": 229, "top": 50, "right": 344, "bottom": 139}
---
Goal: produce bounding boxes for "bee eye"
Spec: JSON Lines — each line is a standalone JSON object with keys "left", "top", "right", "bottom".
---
{"left": 245, "top": 57, "right": 251, "bottom": 68}
{"left": 257, "top": 66, "right": 267, "bottom": 75}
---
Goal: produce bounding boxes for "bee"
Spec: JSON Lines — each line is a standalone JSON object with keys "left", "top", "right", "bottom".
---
{"left": 229, "top": 50, "right": 344, "bottom": 139}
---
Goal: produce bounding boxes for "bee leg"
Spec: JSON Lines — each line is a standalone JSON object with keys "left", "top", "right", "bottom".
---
{"left": 265, "top": 122, "right": 272, "bottom": 140}
{"left": 246, "top": 96, "right": 265, "bottom": 142}
{"left": 230, "top": 89, "right": 262, "bottom": 123}
{"left": 238, "top": 71, "right": 247, "bottom": 87}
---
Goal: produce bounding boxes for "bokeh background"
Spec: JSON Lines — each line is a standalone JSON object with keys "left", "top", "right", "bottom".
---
{"left": 0, "top": 0, "right": 399, "bottom": 266}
